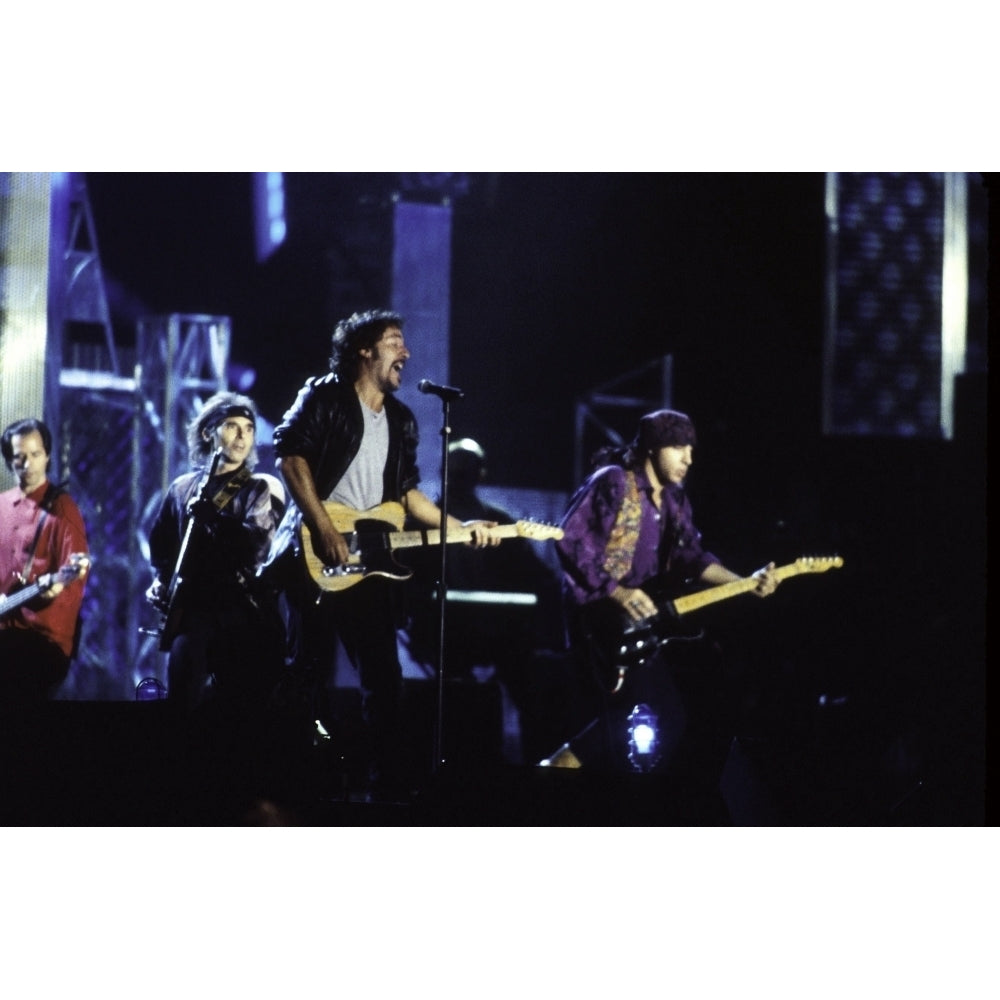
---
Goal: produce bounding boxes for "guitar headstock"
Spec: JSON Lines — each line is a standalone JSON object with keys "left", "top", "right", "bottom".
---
{"left": 794, "top": 555, "right": 844, "bottom": 574}
{"left": 515, "top": 521, "right": 564, "bottom": 542}
{"left": 63, "top": 553, "right": 92, "bottom": 581}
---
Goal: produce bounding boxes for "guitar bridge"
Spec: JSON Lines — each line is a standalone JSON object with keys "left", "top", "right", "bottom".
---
{"left": 321, "top": 564, "right": 365, "bottom": 578}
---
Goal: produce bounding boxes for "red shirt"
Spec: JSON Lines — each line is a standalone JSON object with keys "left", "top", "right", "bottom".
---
{"left": 0, "top": 481, "right": 89, "bottom": 657}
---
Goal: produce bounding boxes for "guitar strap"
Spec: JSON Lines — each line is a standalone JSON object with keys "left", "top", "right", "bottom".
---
{"left": 207, "top": 464, "right": 252, "bottom": 513}
{"left": 17, "top": 482, "right": 66, "bottom": 585}
{"left": 601, "top": 470, "right": 643, "bottom": 582}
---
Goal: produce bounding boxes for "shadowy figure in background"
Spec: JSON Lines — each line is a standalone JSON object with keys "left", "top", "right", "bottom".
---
{"left": 403, "top": 438, "right": 568, "bottom": 765}
{"left": 0, "top": 418, "right": 90, "bottom": 708}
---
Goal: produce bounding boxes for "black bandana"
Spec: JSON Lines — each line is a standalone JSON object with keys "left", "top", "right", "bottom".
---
{"left": 636, "top": 409, "right": 697, "bottom": 451}
{"left": 215, "top": 404, "right": 255, "bottom": 425}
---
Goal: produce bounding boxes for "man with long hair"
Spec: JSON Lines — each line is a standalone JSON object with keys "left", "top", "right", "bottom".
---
{"left": 147, "top": 391, "right": 286, "bottom": 731}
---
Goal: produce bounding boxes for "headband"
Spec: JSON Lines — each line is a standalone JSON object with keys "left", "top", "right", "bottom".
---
{"left": 218, "top": 404, "right": 255, "bottom": 423}
{"left": 636, "top": 409, "right": 697, "bottom": 450}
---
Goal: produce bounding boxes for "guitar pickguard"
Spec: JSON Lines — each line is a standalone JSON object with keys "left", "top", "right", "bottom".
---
{"left": 579, "top": 598, "right": 704, "bottom": 693}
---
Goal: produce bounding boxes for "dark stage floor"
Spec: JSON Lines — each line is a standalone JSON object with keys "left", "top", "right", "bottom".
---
{"left": 0, "top": 696, "right": 984, "bottom": 827}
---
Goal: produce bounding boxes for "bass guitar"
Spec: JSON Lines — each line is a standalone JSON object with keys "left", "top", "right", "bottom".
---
{"left": 0, "top": 552, "right": 91, "bottom": 620}
{"left": 581, "top": 555, "right": 844, "bottom": 693}
{"left": 302, "top": 501, "right": 564, "bottom": 593}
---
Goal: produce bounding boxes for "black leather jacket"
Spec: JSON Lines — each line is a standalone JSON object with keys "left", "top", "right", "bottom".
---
{"left": 264, "top": 373, "right": 421, "bottom": 570}
{"left": 149, "top": 467, "right": 284, "bottom": 605}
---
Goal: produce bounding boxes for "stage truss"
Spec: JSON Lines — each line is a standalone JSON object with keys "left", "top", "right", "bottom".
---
{"left": 58, "top": 315, "right": 230, "bottom": 699}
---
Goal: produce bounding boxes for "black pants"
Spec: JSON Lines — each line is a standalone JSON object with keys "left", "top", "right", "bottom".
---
{"left": 285, "top": 571, "right": 407, "bottom": 784}
{"left": 165, "top": 592, "right": 285, "bottom": 717}
{"left": 159, "top": 591, "right": 287, "bottom": 811}
{"left": 0, "top": 629, "right": 70, "bottom": 706}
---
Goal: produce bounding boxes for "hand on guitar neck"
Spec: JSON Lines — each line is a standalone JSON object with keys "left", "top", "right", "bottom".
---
{"left": 610, "top": 562, "right": 780, "bottom": 624}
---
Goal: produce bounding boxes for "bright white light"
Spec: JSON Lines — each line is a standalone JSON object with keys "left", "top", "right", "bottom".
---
{"left": 632, "top": 723, "right": 656, "bottom": 755}
{"left": 627, "top": 703, "right": 661, "bottom": 772}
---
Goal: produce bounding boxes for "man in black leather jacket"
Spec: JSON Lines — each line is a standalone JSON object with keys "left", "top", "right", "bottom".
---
{"left": 148, "top": 391, "right": 286, "bottom": 717}
{"left": 264, "top": 309, "right": 498, "bottom": 797}
{"left": 146, "top": 391, "right": 287, "bottom": 813}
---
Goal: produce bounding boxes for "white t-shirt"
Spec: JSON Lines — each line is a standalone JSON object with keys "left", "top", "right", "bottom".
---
{"left": 327, "top": 403, "right": 389, "bottom": 511}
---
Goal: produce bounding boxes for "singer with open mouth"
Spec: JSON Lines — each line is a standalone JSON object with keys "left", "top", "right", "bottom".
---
{"left": 261, "top": 308, "right": 500, "bottom": 800}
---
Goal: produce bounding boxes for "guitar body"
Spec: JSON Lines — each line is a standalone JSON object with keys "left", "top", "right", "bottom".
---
{"left": 301, "top": 501, "right": 563, "bottom": 594}
{"left": 301, "top": 502, "right": 411, "bottom": 593}
{"left": 576, "top": 596, "right": 705, "bottom": 694}
{"left": 578, "top": 556, "right": 844, "bottom": 694}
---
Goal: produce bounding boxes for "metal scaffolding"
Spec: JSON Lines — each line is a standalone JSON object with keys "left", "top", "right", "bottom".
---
{"left": 573, "top": 356, "right": 673, "bottom": 484}
{"left": 58, "top": 315, "right": 230, "bottom": 699}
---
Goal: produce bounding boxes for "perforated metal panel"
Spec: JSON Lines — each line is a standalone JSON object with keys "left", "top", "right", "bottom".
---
{"left": 823, "top": 172, "right": 976, "bottom": 439}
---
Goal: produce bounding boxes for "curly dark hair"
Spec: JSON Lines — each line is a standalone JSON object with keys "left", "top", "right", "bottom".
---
{"left": 329, "top": 309, "right": 404, "bottom": 380}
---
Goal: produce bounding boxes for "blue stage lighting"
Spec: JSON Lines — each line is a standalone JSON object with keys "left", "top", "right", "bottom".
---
{"left": 627, "top": 703, "right": 660, "bottom": 772}
{"left": 135, "top": 677, "right": 166, "bottom": 701}
{"left": 226, "top": 362, "right": 257, "bottom": 391}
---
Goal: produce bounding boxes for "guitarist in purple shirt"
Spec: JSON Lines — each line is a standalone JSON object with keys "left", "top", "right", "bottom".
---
{"left": 550, "top": 410, "right": 779, "bottom": 796}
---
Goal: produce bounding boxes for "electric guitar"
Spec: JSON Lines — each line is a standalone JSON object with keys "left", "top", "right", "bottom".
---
{"left": 302, "top": 501, "right": 564, "bottom": 593}
{"left": 0, "top": 553, "right": 91, "bottom": 620}
{"left": 580, "top": 555, "right": 844, "bottom": 693}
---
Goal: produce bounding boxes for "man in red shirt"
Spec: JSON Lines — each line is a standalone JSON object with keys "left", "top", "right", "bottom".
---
{"left": 0, "top": 418, "right": 89, "bottom": 704}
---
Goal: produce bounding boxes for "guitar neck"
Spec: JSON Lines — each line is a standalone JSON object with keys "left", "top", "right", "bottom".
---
{"left": 670, "top": 562, "right": 804, "bottom": 616}
{"left": 0, "top": 554, "right": 89, "bottom": 618}
{"left": 387, "top": 522, "right": 524, "bottom": 550}
{"left": 0, "top": 580, "right": 46, "bottom": 617}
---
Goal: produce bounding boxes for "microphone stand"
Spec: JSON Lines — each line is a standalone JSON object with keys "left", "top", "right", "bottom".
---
{"left": 432, "top": 396, "right": 454, "bottom": 775}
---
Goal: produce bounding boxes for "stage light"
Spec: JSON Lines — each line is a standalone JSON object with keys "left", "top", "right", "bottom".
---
{"left": 627, "top": 703, "right": 660, "bottom": 772}
{"left": 135, "top": 677, "right": 166, "bottom": 701}
{"left": 253, "top": 172, "right": 286, "bottom": 262}
{"left": 226, "top": 362, "right": 257, "bottom": 391}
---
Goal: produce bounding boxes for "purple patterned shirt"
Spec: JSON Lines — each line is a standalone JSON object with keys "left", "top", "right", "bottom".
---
{"left": 556, "top": 463, "right": 720, "bottom": 606}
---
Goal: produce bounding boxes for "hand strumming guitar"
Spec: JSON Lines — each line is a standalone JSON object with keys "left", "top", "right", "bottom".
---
{"left": 309, "top": 515, "right": 353, "bottom": 568}
{"left": 610, "top": 585, "right": 658, "bottom": 622}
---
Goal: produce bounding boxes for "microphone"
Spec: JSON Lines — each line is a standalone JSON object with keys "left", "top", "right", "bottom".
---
{"left": 417, "top": 378, "right": 465, "bottom": 401}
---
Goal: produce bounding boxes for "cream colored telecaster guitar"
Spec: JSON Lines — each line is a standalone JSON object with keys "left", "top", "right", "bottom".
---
{"left": 302, "top": 501, "right": 563, "bottom": 593}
